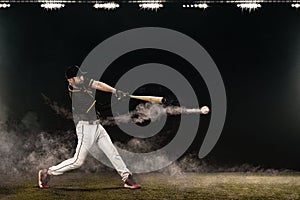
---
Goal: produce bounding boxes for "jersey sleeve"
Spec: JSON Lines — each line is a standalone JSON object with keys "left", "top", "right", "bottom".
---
{"left": 83, "top": 76, "right": 94, "bottom": 88}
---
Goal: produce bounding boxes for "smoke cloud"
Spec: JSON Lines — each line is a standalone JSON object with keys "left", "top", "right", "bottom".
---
{"left": 114, "top": 138, "right": 289, "bottom": 176}
{"left": 0, "top": 116, "right": 74, "bottom": 177}
{"left": 0, "top": 99, "right": 292, "bottom": 179}
{"left": 41, "top": 93, "right": 73, "bottom": 120}
{"left": 41, "top": 93, "right": 204, "bottom": 126}
{"left": 102, "top": 103, "right": 204, "bottom": 126}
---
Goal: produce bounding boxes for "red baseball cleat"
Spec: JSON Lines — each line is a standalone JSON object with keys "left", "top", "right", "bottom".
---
{"left": 124, "top": 175, "right": 141, "bottom": 189}
{"left": 38, "top": 169, "right": 50, "bottom": 189}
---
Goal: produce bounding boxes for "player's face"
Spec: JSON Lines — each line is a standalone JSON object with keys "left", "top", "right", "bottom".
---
{"left": 67, "top": 77, "right": 75, "bottom": 86}
{"left": 68, "top": 76, "right": 84, "bottom": 87}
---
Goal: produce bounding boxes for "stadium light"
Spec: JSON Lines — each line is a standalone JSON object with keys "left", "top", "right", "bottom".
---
{"left": 40, "top": 3, "right": 65, "bottom": 10}
{"left": 0, "top": 3, "right": 10, "bottom": 8}
{"left": 139, "top": 3, "right": 163, "bottom": 10}
{"left": 93, "top": 2, "right": 120, "bottom": 10}
{"left": 237, "top": 3, "right": 261, "bottom": 12}
{"left": 291, "top": 3, "right": 300, "bottom": 8}
{"left": 183, "top": 3, "right": 208, "bottom": 9}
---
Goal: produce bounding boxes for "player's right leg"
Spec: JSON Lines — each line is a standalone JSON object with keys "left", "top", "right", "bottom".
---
{"left": 96, "top": 125, "right": 141, "bottom": 189}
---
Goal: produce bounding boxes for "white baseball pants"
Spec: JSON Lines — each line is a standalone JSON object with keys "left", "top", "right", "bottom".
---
{"left": 48, "top": 121, "right": 131, "bottom": 181}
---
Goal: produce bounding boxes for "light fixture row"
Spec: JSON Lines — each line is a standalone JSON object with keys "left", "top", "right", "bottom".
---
{"left": 93, "top": 2, "right": 119, "bottom": 10}
{"left": 182, "top": 4, "right": 209, "bottom": 9}
{"left": 0, "top": 2, "right": 300, "bottom": 11}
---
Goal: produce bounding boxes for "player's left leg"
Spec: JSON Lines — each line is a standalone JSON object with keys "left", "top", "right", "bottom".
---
{"left": 38, "top": 121, "right": 93, "bottom": 188}
{"left": 96, "top": 124, "right": 141, "bottom": 189}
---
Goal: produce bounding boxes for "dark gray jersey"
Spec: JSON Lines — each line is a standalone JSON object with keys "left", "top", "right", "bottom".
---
{"left": 69, "top": 85, "right": 100, "bottom": 123}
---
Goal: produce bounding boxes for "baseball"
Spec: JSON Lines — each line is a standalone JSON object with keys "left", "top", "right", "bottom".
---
{"left": 200, "top": 106, "right": 210, "bottom": 114}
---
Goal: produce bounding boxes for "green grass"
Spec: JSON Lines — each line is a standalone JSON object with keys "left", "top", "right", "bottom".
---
{"left": 1, "top": 172, "right": 299, "bottom": 200}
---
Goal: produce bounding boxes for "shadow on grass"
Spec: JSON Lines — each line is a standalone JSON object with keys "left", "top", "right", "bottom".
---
{"left": 52, "top": 186, "right": 124, "bottom": 192}
{"left": 0, "top": 187, "right": 17, "bottom": 196}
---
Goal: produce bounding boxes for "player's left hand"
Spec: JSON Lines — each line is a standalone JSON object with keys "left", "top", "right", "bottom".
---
{"left": 115, "top": 90, "right": 129, "bottom": 100}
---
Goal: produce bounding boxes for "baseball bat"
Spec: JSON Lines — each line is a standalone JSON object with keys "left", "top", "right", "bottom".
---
{"left": 130, "top": 95, "right": 165, "bottom": 103}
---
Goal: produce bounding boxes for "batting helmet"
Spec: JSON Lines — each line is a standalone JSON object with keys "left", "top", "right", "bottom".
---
{"left": 65, "top": 66, "right": 87, "bottom": 79}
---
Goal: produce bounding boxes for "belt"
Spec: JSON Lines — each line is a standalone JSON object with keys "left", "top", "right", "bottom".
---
{"left": 79, "top": 120, "right": 100, "bottom": 125}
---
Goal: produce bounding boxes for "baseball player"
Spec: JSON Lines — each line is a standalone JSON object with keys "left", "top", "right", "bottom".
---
{"left": 38, "top": 66, "right": 141, "bottom": 189}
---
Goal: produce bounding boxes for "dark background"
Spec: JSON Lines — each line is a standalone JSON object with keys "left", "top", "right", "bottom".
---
{"left": 0, "top": 3, "right": 299, "bottom": 170}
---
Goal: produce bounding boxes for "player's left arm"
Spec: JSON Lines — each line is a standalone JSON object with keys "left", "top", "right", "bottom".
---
{"left": 89, "top": 79, "right": 129, "bottom": 100}
{"left": 89, "top": 79, "right": 117, "bottom": 93}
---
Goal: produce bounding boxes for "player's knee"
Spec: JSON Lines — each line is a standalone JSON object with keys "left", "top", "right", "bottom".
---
{"left": 72, "top": 158, "right": 85, "bottom": 169}
{"left": 113, "top": 154, "right": 122, "bottom": 160}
